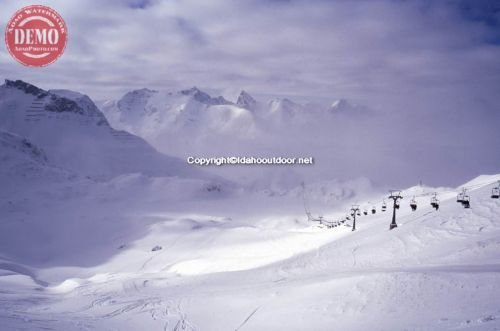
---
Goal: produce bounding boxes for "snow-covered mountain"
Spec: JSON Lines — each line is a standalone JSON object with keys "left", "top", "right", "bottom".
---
{"left": 101, "top": 86, "right": 360, "bottom": 129}
{"left": 101, "top": 87, "right": 258, "bottom": 136}
{"left": 0, "top": 80, "right": 208, "bottom": 180}
{"left": 99, "top": 86, "right": 359, "bottom": 157}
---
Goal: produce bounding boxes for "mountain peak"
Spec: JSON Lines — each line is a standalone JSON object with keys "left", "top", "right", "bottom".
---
{"left": 181, "top": 87, "right": 231, "bottom": 106}
{"left": 3, "top": 79, "right": 48, "bottom": 97}
{"left": 236, "top": 90, "right": 257, "bottom": 110}
{"left": 133, "top": 88, "right": 158, "bottom": 94}
{"left": 122, "top": 88, "right": 158, "bottom": 100}
{"left": 1, "top": 79, "right": 109, "bottom": 127}
{"left": 181, "top": 86, "right": 211, "bottom": 103}
{"left": 181, "top": 86, "right": 201, "bottom": 95}
{"left": 180, "top": 86, "right": 207, "bottom": 99}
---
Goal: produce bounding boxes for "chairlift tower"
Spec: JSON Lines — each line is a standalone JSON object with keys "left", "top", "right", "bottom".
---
{"left": 350, "top": 204, "right": 360, "bottom": 231}
{"left": 389, "top": 190, "right": 403, "bottom": 230}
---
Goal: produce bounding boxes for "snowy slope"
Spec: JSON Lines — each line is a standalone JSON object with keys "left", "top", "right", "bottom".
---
{"left": 0, "top": 130, "right": 77, "bottom": 188}
{"left": 0, "top": 173, "right": 499, "bottom": 330}
{"left": 0, "top": 80, "right": 206, "bottom": 180}
{"left": 0, "top": 130, "right": 48, "bottom": 173}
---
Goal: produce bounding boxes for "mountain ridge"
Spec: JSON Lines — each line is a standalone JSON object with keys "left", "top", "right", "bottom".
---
{"left": 0, "top": 79, "right": 214, "bottom": 181}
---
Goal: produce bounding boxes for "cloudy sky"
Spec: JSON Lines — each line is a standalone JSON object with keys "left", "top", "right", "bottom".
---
{"left": 1, "top": 0, "right": 499, "bottom": 103}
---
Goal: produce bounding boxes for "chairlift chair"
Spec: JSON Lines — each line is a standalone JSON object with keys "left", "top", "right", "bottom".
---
{"left": 492, "top": 186, "right": 500, "bottom": 199}
{"left": 462, "top": 194, "right": 471, "bottom": 208}
{"left": 357, "top": 210, "right": 361, "bottom": 216}
{"left": 395, "top": 201, "right": 400, "bottom": 209}
{"left": 410, "top": 197, "right": 417, "bottom": 211}
{"left": 363, "top": 209, "right": 368, "bottom": 216}
{"left": 371, "top": 206, "right": 376, "bottom": 214}
{"left": 430, "top": 194, "right": 439, "bottom": 210}
{"left": 381, "top": 201, "right": 387, "bottom": 212}
{"left": 457, "top": 192, "right": 464, "bottom": 203}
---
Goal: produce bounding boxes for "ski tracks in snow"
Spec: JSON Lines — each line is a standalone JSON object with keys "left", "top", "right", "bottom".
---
{"left": 234, "top": 306, "right": 260, "bottom": 331}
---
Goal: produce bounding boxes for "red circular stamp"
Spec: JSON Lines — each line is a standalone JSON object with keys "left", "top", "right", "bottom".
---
{"left": 4, "top": 5, "right": 68, "bottom": 67}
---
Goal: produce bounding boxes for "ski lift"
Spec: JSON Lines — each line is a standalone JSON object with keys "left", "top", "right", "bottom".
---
{"left": 371, "top": 206, "right": 376, "bottom": 214}
{"left": 356, "top": 210, "right": 361, "bottom": 216}
{"left": 457, "top": 188, "right": 468, "bottom": 204}
{"left": 395, "top": 200, "right": 400, "bottom": 209}
{"left": 456, "top": 188, "right": 470, "bottom": 208}
{"left": 317, "top": 216, "right": 326, "bottom": 227}
{"left": 430, "top": 193, "right": 439, "bottom": 211}
{"left": 410, "top": 197, "right": 417, "bottom": 211}
{"left": 325, "top": 220, "right": 335, "bottom": 228}
{"left": 381, "top": 201, "right": 387, "bottom": 212}
{"left": 462, "top": 194, "right": 470, "bottom": 208}
{"left": 363, "top": 208, "right": 368, "bottom": 216}
{"left": 492, "top": 187, "right": 500, "bottom": 199}
{"left": 492, "top": 183, "right": 500, "bottom": 199}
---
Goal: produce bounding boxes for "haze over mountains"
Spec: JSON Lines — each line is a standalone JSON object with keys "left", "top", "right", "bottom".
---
{"left": 99, "top": 84, "right": 500, "bottom": 188}
{"left": 1, "top": 78, "right": 498, "bottom": 189}
{"left": 99, "top": 86, "right": 367, "bottom": 152}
